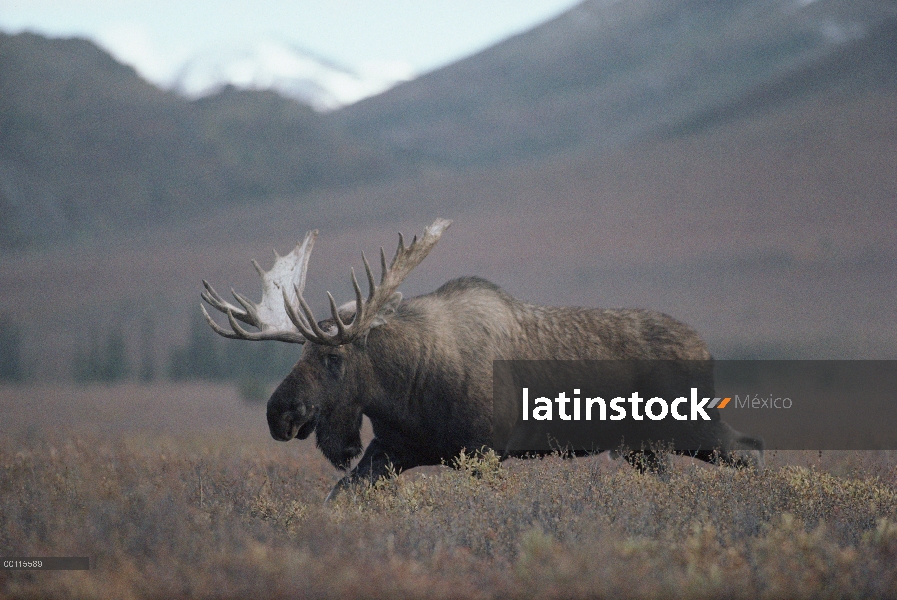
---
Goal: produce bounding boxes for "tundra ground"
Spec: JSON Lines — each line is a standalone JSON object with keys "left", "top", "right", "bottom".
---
{"left": 1, "top": 383, "right": 896, "bottom": 599}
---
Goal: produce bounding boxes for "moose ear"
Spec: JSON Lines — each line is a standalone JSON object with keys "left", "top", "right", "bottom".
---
{"left": 369, "top": 292, "right": 402, "bottom": 329}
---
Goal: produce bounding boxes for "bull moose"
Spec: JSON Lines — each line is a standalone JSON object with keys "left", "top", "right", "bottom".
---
{"left": 201, "top": 219, "right": 763, "bottom": 500}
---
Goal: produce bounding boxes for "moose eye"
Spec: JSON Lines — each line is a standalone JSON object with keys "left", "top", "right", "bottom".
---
{"left": 322, "top": 353, "right": 343, "bottom": 378}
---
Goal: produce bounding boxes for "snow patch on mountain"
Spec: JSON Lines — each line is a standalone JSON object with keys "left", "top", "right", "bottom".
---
{"left": 171, "top": 39, "right": 414, "bottom": 110}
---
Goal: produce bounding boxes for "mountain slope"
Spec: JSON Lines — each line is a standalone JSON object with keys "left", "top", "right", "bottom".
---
{"left": 331, "top": 0, "right": 897, "bottom": 167}
{"left": 5, "top": 2, "right": 895, "bottom": 250}
{"left": 0, "top": 32, "right": 387, "bottom": 250}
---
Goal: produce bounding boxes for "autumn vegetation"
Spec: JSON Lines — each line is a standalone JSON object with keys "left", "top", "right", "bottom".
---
{"left": 1, "top": 384, "right": 896, "bottom": 599}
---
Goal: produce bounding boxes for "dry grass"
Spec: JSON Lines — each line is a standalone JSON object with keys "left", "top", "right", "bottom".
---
{"left": 2, "top": 384, "right": 897, "bottom": 598}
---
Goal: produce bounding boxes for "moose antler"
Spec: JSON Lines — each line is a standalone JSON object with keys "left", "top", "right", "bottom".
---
{"left": 285, "top": 218, "right": 453, "bottom": 346}
{"left": 201, "top": 219, "right": 452, "bottom": 346}
{"left": 200, "top": 230, "right": 317, "bottom": 343}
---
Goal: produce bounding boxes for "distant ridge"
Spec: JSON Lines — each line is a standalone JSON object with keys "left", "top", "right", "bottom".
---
{"left": 0, "top": 32, "right": 388, "bottom": 250}
{"left": 665, "top": 16, "right": 897, "bottom": 137}
{"left": 331, "top": 0, "right": 897, "bottom": 168}
{"left": 3, "top": 1, "right": 896, "bottom": 250}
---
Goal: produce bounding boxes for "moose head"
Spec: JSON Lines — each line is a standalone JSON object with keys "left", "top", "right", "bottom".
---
{"left": 201, "top": 219, "right": 452, "bottom": 469}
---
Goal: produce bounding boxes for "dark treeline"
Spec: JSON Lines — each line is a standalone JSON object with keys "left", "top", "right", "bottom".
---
{"left": 167, "top": 313, "right": 300, "bottom": 383}
{"left": 0, "top": 312, "right": 298, "bottom": 388}
{"left": 69, "top": 313, "right": 300, "bottom": 395}
{"left": 72, "top": 326, "right": 130, "bottom": 383}
{"left": 0, "top": 314, "right": 24, "bottom": 382}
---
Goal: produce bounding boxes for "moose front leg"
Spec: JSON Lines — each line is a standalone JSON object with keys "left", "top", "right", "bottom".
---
{"left": 324, "top": 438, "right": 409, "bottom": 503}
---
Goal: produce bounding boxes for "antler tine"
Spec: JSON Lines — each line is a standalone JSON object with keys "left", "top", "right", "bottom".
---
{"left": 328, "top": 218, "right": 452, "bottom": 344}
{"left": 293, "top": 284, "right": 319, "bottom": 333}
{"left": 361, "top": 252, "right": 376, "bottom": 302}
{"left": 378, "top": 219, "right": 452, "bottom": 294}
{"left": 326, "top": 292, "right": 351, "bottom": 338}
{"left": 282, "top": 287, "right": 322, "bottom": 342}
{"left": 231, "top": 289, "right": 262, "bottom": 326}
{"left": 201, "top": 279, "right": 222, "bottom": 304}
{"left": 201, "top": 281, "right": 259, "bottom": 329}
{"left": 294, "top": 284, "right": 339, "bottom": 344}
{"left": 226, "top": 307, "right": 261, "bottom": 340}
{"left": 201, "top": 280, "right": 243, "bottom": 316}
{"left": 349, "top": 267, "right": 365, "bottom": 327}
{"left": 200, "top": 304, "right": 245, "bottom": 340}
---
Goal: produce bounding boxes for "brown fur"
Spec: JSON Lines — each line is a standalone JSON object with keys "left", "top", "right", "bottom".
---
{"left": 266, "top": 276, "right": 763, "bottom": 500}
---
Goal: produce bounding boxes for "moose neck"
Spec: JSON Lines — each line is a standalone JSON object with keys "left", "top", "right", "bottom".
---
{"left": 357, "top": 293, "right": 507, "bottom": 456}
{"left": 358, "top": 315, "right": 434, "bottom": 433}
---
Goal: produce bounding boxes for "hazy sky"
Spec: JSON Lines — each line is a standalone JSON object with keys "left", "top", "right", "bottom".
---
{"left": 0, "top": 0, "right": 582, "bottom": 96}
